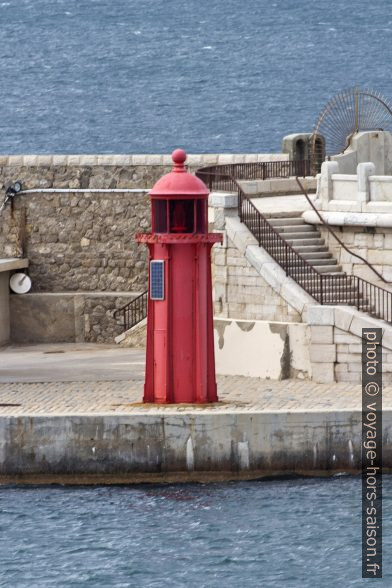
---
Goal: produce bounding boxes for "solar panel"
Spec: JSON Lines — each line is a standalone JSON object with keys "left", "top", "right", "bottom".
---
{"left": 150, "top": 260, "right": 165, "bottom": 300}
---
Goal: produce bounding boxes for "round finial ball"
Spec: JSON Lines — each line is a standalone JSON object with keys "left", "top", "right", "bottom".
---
{"left": 172, "top": 148, "right": 187, "bottom": 165}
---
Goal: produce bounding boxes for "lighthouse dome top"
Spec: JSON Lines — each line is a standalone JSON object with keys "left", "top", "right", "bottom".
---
{"left": 149, "top": 149, "right": 209, "bottom": 199}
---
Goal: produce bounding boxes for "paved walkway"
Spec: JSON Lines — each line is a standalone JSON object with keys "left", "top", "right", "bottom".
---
{"left": 250, "top": 193, "right": 316, "bottom": 217}
{"left": 0, "top": 343, "right": 390, "bottom": 416}
{"left": 0, "top": 343, "right": 145, "bottom": 382}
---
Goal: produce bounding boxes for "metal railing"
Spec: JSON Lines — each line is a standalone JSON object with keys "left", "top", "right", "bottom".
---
{"left": 195, "top": 158, "right": 392, "bottom": 325}
{"left": 239, "top": 192, "right": 392, "bottom": 322}
{"left": 113, "top": 158, "right": 392, "bottom": 331}
{"left": 196, "top": 159, "right": 312, "bottom": 191}
{"left": 296, "top": 176, "right": 391, "bottom": 285}
{"left": 114, "top": 290, "right": 148, "bottom": 332}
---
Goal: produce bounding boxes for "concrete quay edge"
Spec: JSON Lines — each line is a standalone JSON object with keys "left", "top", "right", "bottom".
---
{"left": 0, "top": 470, "right": 366, "bottom": 486}
{"left": 0, "top": 409, "right": 389, "bottom": 481}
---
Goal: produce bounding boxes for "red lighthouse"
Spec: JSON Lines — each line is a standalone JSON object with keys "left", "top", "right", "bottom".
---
{"left": 136, "top": 149, "right": 222, "bottom": 404}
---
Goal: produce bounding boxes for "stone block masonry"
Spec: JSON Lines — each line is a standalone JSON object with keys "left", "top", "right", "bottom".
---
{"left": 0, "top": 158, "right": 155, "bottom": 294}
{"left": 208, "top": 193, "right": 392, "bottom": 384}
{"left": 308, "top": 306, "right": 392, "bottom": 385}
{"left": 3, "top": 190, "right": 150, "bottom": 293}
{"left": 209, "top": 193, "right": 302, "bottom": 324}
{"left": 0, "top": 153, "right": 286, "bottom": 343}
{"left": 213, "top": 237, "right": 301, "bottom": 322}
{"left": 10, "top": 292, "right": 137, "bottom": 343}
{"left": 0, "top": 153, "right": 282, "bottom": 295}
{"left": 318, "top": 225, "right": 392, "bottom": 285}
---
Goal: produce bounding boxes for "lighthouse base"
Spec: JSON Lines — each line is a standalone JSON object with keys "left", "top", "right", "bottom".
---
{"left": 138, "top": 233, "right": 222, "bottom": 404}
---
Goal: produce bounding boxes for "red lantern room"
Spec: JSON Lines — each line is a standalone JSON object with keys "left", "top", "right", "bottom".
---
{"left": 136, "top": 149, "right": 222, "bottom": 403}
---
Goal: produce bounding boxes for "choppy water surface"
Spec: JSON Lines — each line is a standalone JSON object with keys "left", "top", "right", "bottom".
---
{"left": 0, "top": 476, "right": 391, "bottom": 587}
{"left": 0, "top": 0, "right": 390, "bottom": 154}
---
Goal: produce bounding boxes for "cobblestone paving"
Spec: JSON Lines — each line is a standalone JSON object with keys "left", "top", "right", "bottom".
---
{"left": 0, "top": 376, "right": 390, "bottom": 416}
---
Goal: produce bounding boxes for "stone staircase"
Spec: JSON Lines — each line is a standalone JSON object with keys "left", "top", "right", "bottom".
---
{"left": 268, "top": 216, "right": 344, "bottom": 275}
{"left": 266, "top": 215, "right": 373, "bottom": 309}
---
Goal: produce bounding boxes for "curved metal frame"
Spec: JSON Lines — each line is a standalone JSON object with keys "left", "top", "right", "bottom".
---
{"left": 310, "top": 87, "right": 392, "bottom": 171}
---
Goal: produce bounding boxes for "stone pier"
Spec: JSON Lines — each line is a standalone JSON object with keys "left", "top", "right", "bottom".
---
{"left": 0, "top": 344, "right": 390, "bottom": 484}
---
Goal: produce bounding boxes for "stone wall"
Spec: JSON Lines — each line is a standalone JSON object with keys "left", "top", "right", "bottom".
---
{"left": 308, "top": 305, "right": 392, "bottom": 385}
{"left": 214, "top": 318, "right": 310, "bottom": 379}
{"left": 0, "top": 272, "right": 9, "bottom": 345}
{"left": 119, "top": 317, "right": 311, "bottom": 380}
{"left": 333, "top": 326, "right": 391, "bottom": 384}
{"left": 10, "top": 292, "right": 136, "bottom": 343}
{"left": 0, "top": 152, "right": 285, "bottom": 343}
{"left": 318, "top": 225, "right": 392, "bottom": 284}
{"left": 0, "top": 409, "right": 377, "bottom": 480}
{"left": 305, "top": 141, "right": 392, "bottom": 285}
{"left": 209, "top": 194, "right": 303, "bottom": 323}
{"left": 0, "top": 153, "right": 284, "bottom": 294}
{"left": 0, "top": 155, "right": 165, "bottom": 292}
{"left": 213, "top": 237, "right": 301, "bottom": 322}
{"left": 331, "top": 131, "right": 392, "bottom": 175}
{"left": 3, "top": 190, "right": 150, "bottom": 293}
{"left": 209, "top": 193, "right": 392, "bottom": 385}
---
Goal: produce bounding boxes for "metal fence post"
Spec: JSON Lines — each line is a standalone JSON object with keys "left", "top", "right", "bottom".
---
{"left": 320, "top": 275, "right": 323, "bottom": 305}
{"left": 284, "top": 246, "right": 288, "bottom": 275}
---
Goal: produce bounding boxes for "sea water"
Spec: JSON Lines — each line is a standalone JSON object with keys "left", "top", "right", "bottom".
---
{"left": 0, "top": 0, "right": 390, "bottom": 154}
{"left": 0, "top": 477, "right": 391, "bottom": 587}
{"left": 0, "top": 2, "right": 391, "bottom": 585}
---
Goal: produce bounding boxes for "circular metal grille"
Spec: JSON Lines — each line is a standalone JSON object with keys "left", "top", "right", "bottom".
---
{"left": 310, "top": 87, "right": 392, "bottom": 170}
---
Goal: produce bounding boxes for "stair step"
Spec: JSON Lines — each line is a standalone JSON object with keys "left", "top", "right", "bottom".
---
{"left": 302, "top": 252, "right": 333, "bottom": 260}
{"left": 315, "top": 297, "right": 364, "bottom": 304}
{"left": 289, "top": 279, "right": 348, "bottom": 290}
{"left": 293, "top": 244, "right": 329, "bottom": 253}
{"left": 269, "top": 217, "right": 305, "bottom": 226}
{"left": 296, "top": 279, "right": 354, "bottom": 287}
{"left": 318, "top": 291, "right": 365, "bottom": 297}
{"left": 321, "top": 298, "right": 368, "bottom": 304}
{"left": 315, "top": 266, "right": 343, "bottom": 273}
{"left": 280, "top": 231, "right": 321, "bottom": 240}
{"left": 292, "top": 266, "right": 344, "bottom": 274}
{"left": 304, "top": 294, "right": 361, "bottom": 301}
{"left": 275, "top": 225, "right": 315, "bottom": 233}
{"left": 243, "top": 216, "right": 379, "bottom": 312}
{"left": 258, "top": 237, "right": 325, "bottom": 247}
{"left": 308, "top": 259, "right": 339, "bottom": 266}
{"left": 286, "top": 238, "right": 325, "bottom": 246}
{"left": 261, "top": 211, "right": 303, "bottom": 219}
{"left": 300, "top": 286, "right": 358, "bottom": 294}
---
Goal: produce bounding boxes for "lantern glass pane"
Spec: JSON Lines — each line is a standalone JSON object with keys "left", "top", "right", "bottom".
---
{"left": 196, "top": 200, "right": 206, "bottom": 233}
{"left": 169, "top": 199, "right": 194, "bottom": 233}
{"left": 153, "top": 200, "right": 168, "bottom": 233}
